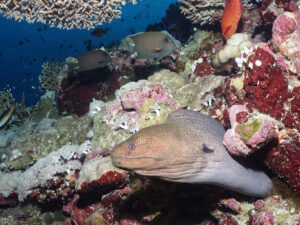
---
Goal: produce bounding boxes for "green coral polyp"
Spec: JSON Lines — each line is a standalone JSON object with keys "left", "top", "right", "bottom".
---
{"left": 237, "top": 118, "right": 263, "bottom": 143}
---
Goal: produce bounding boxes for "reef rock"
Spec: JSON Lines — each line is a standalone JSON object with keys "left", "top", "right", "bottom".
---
{"left": 272, "top": 10, "right": 300, "bottom": 74}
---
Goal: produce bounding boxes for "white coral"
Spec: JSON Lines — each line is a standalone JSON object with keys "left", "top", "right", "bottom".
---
{"left": 16, "top": 141, "right": 90, "bottom": 201}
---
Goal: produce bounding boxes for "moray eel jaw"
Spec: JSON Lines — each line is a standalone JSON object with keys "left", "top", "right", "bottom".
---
{"left": 111, "top": 155, "right": 165, "bottom": 170}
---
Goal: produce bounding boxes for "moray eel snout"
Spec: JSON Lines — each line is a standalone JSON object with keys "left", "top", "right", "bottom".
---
{"left": 111, "top": 109, "right": 274, "bottom": 197}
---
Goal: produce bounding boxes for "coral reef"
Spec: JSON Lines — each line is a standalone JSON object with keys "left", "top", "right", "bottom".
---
{"left": 213, "top": 33, "right": 252, "bottom": 67}
{"left": 224, "top": 105, "right": 280, "bottom": 156}
{"left": 0, "top": 92, "right": 93, "bottom": 170}
{"left": 179, "top": 0, "right": 225, "bottom": 25}
{"left": 272, "top": 10, "right": 300, "bottom": 74}
{"left": 179, "top": 0, "right": 256, "bottom": 26}
{"left": 220, "top": 44, "right": 300, "bottom": 192}
{"left": 146, "top": 3, "right": 194, "bottom": 44}
{"left": 56, "top": 67, "right": 118, "bottom": 116}
{"left": 0, "top": 88, "right": 15, "bottom": 112}
{"left": 1, "top": 5, "right": 300, "bottom": 225}
{"left": 0, "top": 0, "right": 137, "bottom": 29}
{"left": 212, "top": 183, "right": 300, "bottom": 224}
{"left": 259, "top": 0, "right": 292, "bottom": 24}
{"left": 39, "top": 61, "right": 65, "bottom": 92}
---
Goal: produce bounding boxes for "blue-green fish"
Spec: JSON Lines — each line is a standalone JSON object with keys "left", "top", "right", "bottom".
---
{"left": 119, "top": 31, "right": 181, "bottom": 60}
{"left": 65, "top": 49, "right": 111, "bottom": 72}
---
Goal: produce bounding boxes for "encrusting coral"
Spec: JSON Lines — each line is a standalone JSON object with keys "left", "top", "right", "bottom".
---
{"left": 0, "top": 0, "right": 138, "bottom": 29}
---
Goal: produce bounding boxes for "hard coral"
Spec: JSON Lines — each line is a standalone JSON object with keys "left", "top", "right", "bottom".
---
{"left": 0, "top": 0, "right": 137, "bottom": 29}
{"left": 272, "top": 10, "right": 300, "bottom": 74}
{"left": 224, "top": 105, "right": 280, "bottom": 156}
{"left": 234, "top": 46, "right": 288, "bottom": 119}
{"left": 267, "top": 129, "right": 300, "bottom": 192}
{"left": 259, "top": 0, "right": 291, "bottom": 24}
{"left": 57, "top": 68, "right": 118, "bottom": 116}
{"left": 221, "top": 45, "right": 300, "bottom": 193}
{"left": 76, "top": 156, "right": 127, "bottom": 193}
{"left": 120, "top": 83, "right": 178, "bottom": 111}
{"left": 212, "top": 194, "right": 300, "bottom": 224}
{"left": 39, "top": 61, "right": 65, "bottom": 92}
{"left": 63, "top": 194, "right": 100, "bottom": 225}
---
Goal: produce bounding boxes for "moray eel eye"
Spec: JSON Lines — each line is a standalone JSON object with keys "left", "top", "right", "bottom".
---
{"left": 128, "top": 143, "right": 136, "bottom": 150}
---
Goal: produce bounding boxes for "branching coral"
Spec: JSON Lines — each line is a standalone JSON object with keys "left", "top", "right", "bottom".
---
{"left": 39, "top": 61, "right": 64, "bottom": 92}
{"left": 179, "top": 0, "right": 257, "bottom": 25}
{"left": 179, "top": 0, "right": 224, "bottom": 25}
{"left": 0, "top": 0, "right": 137, "bottom": 29}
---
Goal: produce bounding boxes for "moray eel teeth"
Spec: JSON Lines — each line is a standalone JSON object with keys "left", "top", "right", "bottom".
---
{"left": 111, "top": 109, "right": 273, "bottom": 197}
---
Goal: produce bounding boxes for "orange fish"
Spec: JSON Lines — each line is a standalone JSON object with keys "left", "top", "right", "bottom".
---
{"left": 221, "top": 0, "right": 243, "bottom": 40}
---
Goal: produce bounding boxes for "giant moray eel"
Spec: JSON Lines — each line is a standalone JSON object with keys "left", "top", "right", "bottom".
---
{"left": 111, "top": 109, "right": 273, "bottom": 197}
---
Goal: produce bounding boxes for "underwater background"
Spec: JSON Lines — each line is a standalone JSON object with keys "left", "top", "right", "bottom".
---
{"left": 0, "top": 0, "right": 176, "bottom": 106}
{"left": 0, "top": 0, "right": 300, "bottom": 224}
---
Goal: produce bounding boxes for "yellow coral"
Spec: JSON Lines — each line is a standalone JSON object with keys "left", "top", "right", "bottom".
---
{"left": 39, "top": 61, "right": 64, "bottom": 91}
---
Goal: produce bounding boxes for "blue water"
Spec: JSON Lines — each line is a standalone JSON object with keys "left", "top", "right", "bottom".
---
{"left": 0, "top": 0, "right": 176, "bottom": 106}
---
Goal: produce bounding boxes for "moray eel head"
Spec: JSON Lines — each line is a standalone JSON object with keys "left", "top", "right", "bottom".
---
{"left": 111, "top": 109, "right": 274, "bottom": 197}
{"left": 111, "top": 123, "right": 203, "bottom": 180}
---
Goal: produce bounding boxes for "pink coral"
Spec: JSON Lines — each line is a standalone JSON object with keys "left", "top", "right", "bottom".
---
{"left": 259, "top": 0, "right": 291, "bottom": 24}
{"left": 63, "top": 194, "right": 100, "bottom": 225}
{"left": 121, "top": 84, "right": 178, "bottom": 110}
{"left": 272, "top": 10, "right": 300, "bottom": 74}
{"left": 224, "top": 105, "right": 279, "bottom": 156}
{"left": 220, "top": 45, "right": 300, "bottom": 192}
{"left": 213, "top": 195, "right": 300, "bottom": 224}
